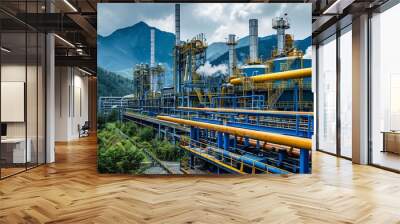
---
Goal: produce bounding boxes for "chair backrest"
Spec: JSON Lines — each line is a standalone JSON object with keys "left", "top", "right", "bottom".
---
{"left": 82, "top": 121, "right": 90, "bottom": 129}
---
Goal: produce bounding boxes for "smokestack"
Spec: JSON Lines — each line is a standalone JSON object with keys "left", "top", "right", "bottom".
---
{"left": 150, "top": 28, "right": 155, "bottom": 94}
{"left": 249, "top": 19, "right": 258, "bottom": 64}
{"left": 175, "top": 4, "right": 180, "bottom": 46}
{"left": 272, "top": 14, "right": 290, "bottom": 56}
{"left": 227, "top": 34, "right": 237, "bottom": 76}
{"left": 150, "top": 28, "right": 155, "bottom": 67}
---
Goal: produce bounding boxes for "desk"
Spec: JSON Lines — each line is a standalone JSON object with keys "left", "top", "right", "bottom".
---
{"left": 382, "top": 131, "right": 400, "bottom": 154}
{"left": 1, "top": 138, "right": 31, "bottom": 163}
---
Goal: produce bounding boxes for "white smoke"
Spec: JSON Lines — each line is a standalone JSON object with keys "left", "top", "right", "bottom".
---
{"left": 196, "top": 61, "right": 228, "bottom": 77}
{"left": 303, "top": 46, "right": 312, "bottom": 59}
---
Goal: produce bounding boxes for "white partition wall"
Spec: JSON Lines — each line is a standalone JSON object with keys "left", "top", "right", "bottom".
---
{"left": 1, "top": 82, "right": 25, "bottom": 122}
{"left": 55, "top": 67, "right": 89, "bottom": 141}
{"left": 0, "top": 2, "right": 47, "bottom": 179}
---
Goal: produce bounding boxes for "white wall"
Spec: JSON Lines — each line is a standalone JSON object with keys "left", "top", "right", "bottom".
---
{"left": 1, "top": 63, "right": 46, "bottom": 164}
{"left": 55, "top": 67, "right": 89, "bottom": 141}
{"left": 1, "top": 65, "right": 26, "bottom": 138}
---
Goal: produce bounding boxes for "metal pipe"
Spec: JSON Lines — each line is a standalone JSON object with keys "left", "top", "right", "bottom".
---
{"left": 157, "top": 116, "right": 312, "bottom": 150}
{"left": 177, "top": 107, "right": 313, "bottom": 116}
{"left": 206, "top": 146, "right": 288, "bottom": 174}
{"left": 237, "top": 138, "right": 301, "bottom": 157}
{"left": 230, "top": 68, "right": 311, "bottom": 85}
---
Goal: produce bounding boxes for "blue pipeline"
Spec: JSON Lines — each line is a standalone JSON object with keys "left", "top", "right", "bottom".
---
{"left": 213, "top": 147, "right": 289, "bottom": 175}
{"left": 191, "top": 116, "right": 314, "bottom": 138}
{"left": 227, "top": 121, "right": 312, "bottom": 138}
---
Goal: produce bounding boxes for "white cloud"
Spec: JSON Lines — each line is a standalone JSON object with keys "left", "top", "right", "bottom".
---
{"left": 229, "top": 4, "right": 262, "bottom": 20}
{"left": 210, "top": 22, "right": 248, "bottom": 43}
{"left": 195, "top": 4, "right": 224, "bottom": 22}
{"left": 98, "top": 3, "right": 312, "bottom": 42}
{"left": 146, "top": 14, "right": 174, "bottom": 33}
{"left": 275, "top": 4, "right": 288, "bottom": 17}
{"left": 196, "top": 61, "right": 228, "bottom": 77}
{"left": 303, "top": 46, "right": 312, "bottom": 59}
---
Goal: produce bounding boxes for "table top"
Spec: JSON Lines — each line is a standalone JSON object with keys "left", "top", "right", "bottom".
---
{"left": 1, "top": 138, "right": 29, "bottom": 143}
{"left": 381, "top": 131, "right": 400, "bottom": 134}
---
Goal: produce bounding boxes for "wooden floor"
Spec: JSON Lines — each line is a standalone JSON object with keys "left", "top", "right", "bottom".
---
{"left": 1, "top": 136, "right": 400, "bottom": 223}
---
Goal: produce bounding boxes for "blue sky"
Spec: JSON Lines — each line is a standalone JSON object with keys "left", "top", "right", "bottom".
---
{"left": 98, "top": 3, "right": 312, "bottom": 43}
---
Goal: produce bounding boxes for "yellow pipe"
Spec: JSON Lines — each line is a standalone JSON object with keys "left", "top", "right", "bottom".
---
{"left": 157, "top": 116, "right": 312, "bottom": 150}
{"left": 177, "top": 107, "right": 313, "bottom": 116}
{"left": 230, "top": 68, "right": 312, "bottom": 85}
{"left": 181, "top": 145, "right": 246, "bottom": 174}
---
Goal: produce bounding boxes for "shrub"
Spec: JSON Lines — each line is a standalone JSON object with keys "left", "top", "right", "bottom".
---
{"left": 137, "top": 127, "right": 154, "bottom": 142}
{"left": 98, "top": 139, "right": 145, "bottom": 174}
{"left": 150, "top": 139, "right": 180, "bottom": 161}
{"left": 121, "top": 122, "right": 138, "bottom": 137}
{"left": 97, "top": 109, "right": 120, "bottom": 129}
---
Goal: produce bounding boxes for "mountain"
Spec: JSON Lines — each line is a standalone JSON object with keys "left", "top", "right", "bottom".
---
{"left": 98, "top": 21, "right": 312, "bottom": 82}
{"left": 207, "top": 42, "right": 228, "bottom": 62}
{"left": 97, "top": 21, "right": 175, "bottom": 77}
{"left": 97, "top": 67, "right": 134, "bottom": 98}
{"left": 209, "top": 35, "right": 312, "bottom": 66}
{"left": 206, "top": 36, "right": 251, "bottom": 62}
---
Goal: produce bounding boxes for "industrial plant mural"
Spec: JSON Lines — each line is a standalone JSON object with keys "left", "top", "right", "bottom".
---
{"left": 97, "top": 3, "right": 313, "bottom": 175}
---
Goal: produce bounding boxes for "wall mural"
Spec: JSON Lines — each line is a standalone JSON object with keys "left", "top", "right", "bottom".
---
{"left": 97, "top": 3, "right": 313, "bottom": 175}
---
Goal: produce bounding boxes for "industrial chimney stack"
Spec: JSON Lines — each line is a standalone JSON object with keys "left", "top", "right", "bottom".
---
{"left": 249, "top": 19, "right": 258, "bottom": 64}
{"left": 227, "top": 34, "right": 237, "bottom": 76}
{"left": 150, "top": 29, "right": 155, "bottom": 68}
{"left": 150, "top": 28, "right": 155, "bottom": 94}
{"left": 272, "top": 14, "right": 290, "bottom": 56}
{"left": 175, "top": 4, "right": 180, "bottom": 46}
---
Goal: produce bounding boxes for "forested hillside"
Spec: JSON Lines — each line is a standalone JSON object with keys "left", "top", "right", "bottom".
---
{"left": 97, "top": 67, "right": 134, "bottom": 97}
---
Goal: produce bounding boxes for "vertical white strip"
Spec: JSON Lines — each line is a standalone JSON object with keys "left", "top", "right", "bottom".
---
{"left": 150, "top": 29, "right": 155, "bottom": 67}
{"left": 352, "top": 14, "right": 369, "bottom": 164}
{"left": 312, "top": 45, "right": 317, "bottom": 151}
{"left": 46, "top": 33, "right": 55, "bottom": 163}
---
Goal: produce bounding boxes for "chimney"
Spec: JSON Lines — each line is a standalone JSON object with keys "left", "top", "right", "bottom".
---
{"left": 150, "top": 29, "right": 155, "bottom": 93}
{"left": 150, "top": 28, "right": 155, "bottom": 67}
{"left": 272, "top": 14, "right": 290, "bottom": 56}
{"left": 175, "top": 4, "right": 180, "bottom": 46}
{"left": 249, "top": 19, "right": 258, "bottom": 64}
{"left": 227, "top": 34, "right": 237, "bottom": 76}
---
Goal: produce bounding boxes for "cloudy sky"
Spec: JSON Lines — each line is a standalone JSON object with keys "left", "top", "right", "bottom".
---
{"left": 98, "top": 3, "right": 312, "bottom": 43}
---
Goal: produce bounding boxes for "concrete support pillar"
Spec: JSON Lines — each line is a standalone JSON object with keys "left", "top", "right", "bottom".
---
{"left": 352, "top": 14, "right": 369, "bottom": 164}
{"left": 46, "top": 13, "right": 55, "bottom": 163}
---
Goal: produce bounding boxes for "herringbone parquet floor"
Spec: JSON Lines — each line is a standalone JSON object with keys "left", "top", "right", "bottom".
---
{"left": 1, "top": 135, "right": 400, "bottom": 224}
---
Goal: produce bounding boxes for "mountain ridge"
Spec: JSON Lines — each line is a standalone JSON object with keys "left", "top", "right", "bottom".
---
{"left": 98, "top": 21, "right": 311, "bottom": 81}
